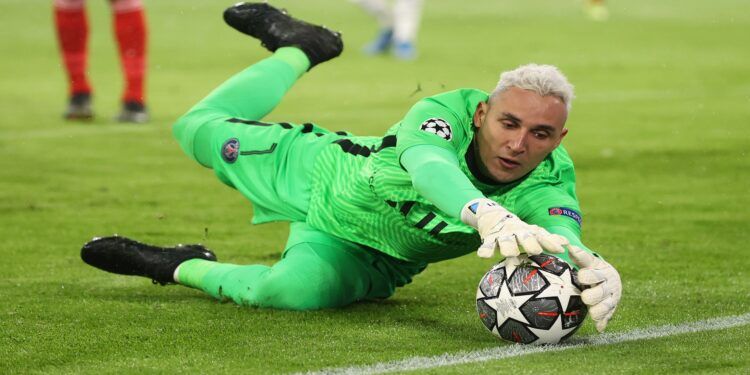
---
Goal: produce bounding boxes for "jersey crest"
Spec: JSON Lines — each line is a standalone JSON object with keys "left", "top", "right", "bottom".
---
{"left": 221, "top": 138, "right": 240, "bottom": 163}
{"left": 419, "top": 118, "right": 453, "bottom": 141}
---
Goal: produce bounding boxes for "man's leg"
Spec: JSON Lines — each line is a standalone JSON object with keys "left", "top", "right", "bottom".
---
{"left": 172, "top": 48, "right": 309, "bottom": 168}
{"left": 53, "top": 0, "right": 93, "bottom": 120}
{"left": 175, "top": 222, "right": 398, "bottom": 309}
{"left": 82, "top": 223, "right": 398, "bottom": 310}
{"left": 351, "top": 0, "right": 394, "bottom": 55}
{"left": 392, "top": 0, "right": 423, "bottom": 60}
{"left": 351, "top": 0, "right": 393, "bottom": 55}
{"left": 172, "top": 2, "right": 342, "bottom": 168}
{"left": 110, "top": 0, "right": 149, "bottom": 123}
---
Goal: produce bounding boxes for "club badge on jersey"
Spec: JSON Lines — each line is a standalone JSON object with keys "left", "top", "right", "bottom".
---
{"left": 419, "top": 118, "right": 453, "bottom": 141}
{"left": 221, "top": 138, "right": 240, "bottom": 163}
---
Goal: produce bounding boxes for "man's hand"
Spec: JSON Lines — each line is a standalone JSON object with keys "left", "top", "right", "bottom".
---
{"left": 568, "top": 245, "right": 622, "bottom": 332}
{"left": 461, "top": 198, "right": 569, "bottom": 258}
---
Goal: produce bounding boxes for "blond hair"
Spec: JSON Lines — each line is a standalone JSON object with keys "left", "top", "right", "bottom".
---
{"left": 491, "top": 64, "right": 575, "bottom": 111}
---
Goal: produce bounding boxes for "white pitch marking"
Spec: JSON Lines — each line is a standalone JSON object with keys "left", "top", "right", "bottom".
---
{"left": 302, "top": 313, "right": 750, "bottom": 375}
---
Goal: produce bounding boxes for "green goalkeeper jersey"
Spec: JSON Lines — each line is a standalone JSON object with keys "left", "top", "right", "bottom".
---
{"left": 306, "top": 89, "right": 582, "bottom": 264}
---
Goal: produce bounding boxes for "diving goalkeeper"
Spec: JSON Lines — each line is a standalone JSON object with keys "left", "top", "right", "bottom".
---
{"left": 81, "top": 2, "right": 622, "bottom": 332}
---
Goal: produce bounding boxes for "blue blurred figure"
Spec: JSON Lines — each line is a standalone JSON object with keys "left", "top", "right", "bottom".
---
{"left": 352, "top": 0, "right": 423, "bottom": 60}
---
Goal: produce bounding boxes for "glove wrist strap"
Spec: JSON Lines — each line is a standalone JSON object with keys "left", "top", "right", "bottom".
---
{"left": 460, "top": 198, "right": 511, "bottom": 229}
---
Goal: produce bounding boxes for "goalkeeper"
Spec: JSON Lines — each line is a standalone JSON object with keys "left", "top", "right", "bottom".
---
{"left": 81, "top": 2, "right": 621, "bottom": 332}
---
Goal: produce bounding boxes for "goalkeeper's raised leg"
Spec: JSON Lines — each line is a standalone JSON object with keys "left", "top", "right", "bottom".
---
{"left": 171, "top": 2, "right": 343, "bottom": 168}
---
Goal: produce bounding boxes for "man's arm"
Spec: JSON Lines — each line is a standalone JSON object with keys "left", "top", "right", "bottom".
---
{"left": 400, "top": 145, "right": 483, "bottom": 218}
{"left": 400, "top": 143, "right": 568, "bottom": 257}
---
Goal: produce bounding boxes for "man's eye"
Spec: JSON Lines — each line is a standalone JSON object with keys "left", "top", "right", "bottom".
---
{"left": 533, "top": 131, "right": 550, "bottom": 139}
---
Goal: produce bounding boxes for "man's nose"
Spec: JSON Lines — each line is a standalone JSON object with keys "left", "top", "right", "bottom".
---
{"left": 507, "top": 132, "right": 527, "bottom": 153}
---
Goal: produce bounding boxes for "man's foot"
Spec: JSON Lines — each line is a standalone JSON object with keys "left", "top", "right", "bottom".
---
{"left": 223, "top": 2, "right": 343, "bottom": 68}
{"left": 64, "top": 93, "right": 94, "bottom": 121}
{"left": 81, "top": 236, "right": 217, "bottom": 285}
{"left": 393, "top": 41, "right": 417, "bottom": 60}
{"left": 115, "top": 101, "right": 149, "bottom": 124}
{"left": 363, "top": 28, "right": 393, "bottom": 55}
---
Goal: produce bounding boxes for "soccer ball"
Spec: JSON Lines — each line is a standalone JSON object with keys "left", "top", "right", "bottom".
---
{"left": 476, "top": 254, "right": 587, "bottom": 344}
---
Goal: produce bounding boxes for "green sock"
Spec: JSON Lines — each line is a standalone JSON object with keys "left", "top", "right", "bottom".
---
{"left": 175, "top": 259, "right": 222, "bottom": 289}
{"left": 174, "top": 259, "right": 270, "bottom": 302}
{"left": 273, "top": 47, "right": 311, "bottom": 75}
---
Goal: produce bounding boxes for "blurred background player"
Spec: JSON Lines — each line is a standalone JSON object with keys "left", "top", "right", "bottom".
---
{"left": 351, "top": 0, "right": 423, "bottom": 60}
{"left": 585, "top": 0, "right": 609, "bottom": 22}
{"left": 53, "top": 0, "right": 149, "bottom": 123}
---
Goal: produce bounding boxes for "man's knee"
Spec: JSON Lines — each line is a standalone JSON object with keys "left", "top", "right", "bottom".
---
{"left": 172, "top": 109, "right": 223, "bottom": 167}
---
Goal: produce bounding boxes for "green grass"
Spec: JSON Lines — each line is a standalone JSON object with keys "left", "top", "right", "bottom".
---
{"left": 1, "top": 0, "right": 749, "bottom": 373}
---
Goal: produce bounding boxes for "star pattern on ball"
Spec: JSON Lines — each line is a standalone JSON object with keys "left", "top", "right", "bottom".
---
{"left": 535, "top": 268, "right": 579, "bottom": 311}
{"left": 483, "top": 268, "right": 534, "bottom": 326}
{"left": 528, "top": 313, "right": 577, "bottom": 344}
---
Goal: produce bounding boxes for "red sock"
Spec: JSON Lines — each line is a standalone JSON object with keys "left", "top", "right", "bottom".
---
{"left": 54, "top": 4, "right": 91, "bottom": 96}
{"left": 113, "top": 3, "right": 147, "bottom": 105}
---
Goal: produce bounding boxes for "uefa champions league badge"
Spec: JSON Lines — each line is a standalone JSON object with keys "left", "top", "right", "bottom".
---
{"left": 419, "top": 118, "right": 453, "bottom": 141}
{"left": 548, "top": 207, "right": 582, "bottom": 226}
{"left": 221, "top": 138, "right": 240, "bottom": 163}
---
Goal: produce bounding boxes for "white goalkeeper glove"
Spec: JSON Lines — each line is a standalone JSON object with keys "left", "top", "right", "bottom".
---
{"left": 568, "top": 245, "right": 622, "bottom": 333}
{"left": 461, "top": 198, "right": 569, "bottom": 258}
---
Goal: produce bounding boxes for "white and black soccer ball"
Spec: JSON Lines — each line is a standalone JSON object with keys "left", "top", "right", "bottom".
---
{"left": 419, "top": 118, "right": 453, "bottom": 141}
{"left": 476, "top": 254, "right": 587, "bottom": 344}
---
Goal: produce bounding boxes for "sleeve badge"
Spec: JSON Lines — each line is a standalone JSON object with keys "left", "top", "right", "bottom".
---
{"left": 221, "top": 138, "right": 240, "bottom": 163}
{"left": 419, "top": 118, "right": 453, "bottom": 141}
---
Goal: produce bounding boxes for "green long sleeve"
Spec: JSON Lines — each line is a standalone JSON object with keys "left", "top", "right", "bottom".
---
{"left": 400, "top": 144, "right": 484, "bottom": 218}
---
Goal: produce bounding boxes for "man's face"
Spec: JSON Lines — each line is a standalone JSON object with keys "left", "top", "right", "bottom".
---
{"left": 473, "top": 87, "right": 569, "bottom": 183}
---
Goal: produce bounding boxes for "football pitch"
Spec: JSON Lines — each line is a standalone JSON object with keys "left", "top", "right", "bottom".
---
{"left": 1, "top": 0, "right": 749, "bottom": 373}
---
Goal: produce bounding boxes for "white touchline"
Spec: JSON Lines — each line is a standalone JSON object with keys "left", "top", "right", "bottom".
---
{"left": 301, "top": 313, "right": 750, "bottom": 375}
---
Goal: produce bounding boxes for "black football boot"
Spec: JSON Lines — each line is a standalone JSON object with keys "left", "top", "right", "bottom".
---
{"left": 64, "top": 93, "right": 94, "bottom": 121}
{"left": 223, "top": 2, "right": 343, "bottom": 69}
{"left": 81, "top": 236, "right": 217, "bottom": 285}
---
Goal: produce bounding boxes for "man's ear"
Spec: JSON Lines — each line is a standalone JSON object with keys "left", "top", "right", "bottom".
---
{"left": 555, "top": 128, "right": 569, "bottom": 147}
{"left": 473, "top": 101, "right": 488, "bottom": 129}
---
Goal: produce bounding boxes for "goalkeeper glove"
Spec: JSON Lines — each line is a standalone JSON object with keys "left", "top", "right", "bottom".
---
{"left": 568, "top": 245, "right": 622, "bottom": 332}
{"left": 461, "top": 198, "right": 569, "bottom": 258}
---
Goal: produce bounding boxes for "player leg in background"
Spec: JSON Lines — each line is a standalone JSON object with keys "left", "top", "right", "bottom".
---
{"left": 54, "top": 0, "right": 93, "bottom": 120}
{"left": 110, "top": 0, "right": 149, "bottom": 123}
{"left": 391, "top": 0, "right": 423, "bottom": 60}
{"left": 351, "top": 0, "right": 395, "bottom": 55}
{"left": 585, "top": 0, "right": 609, "bottom": 22}
{"left": 354, "top": 0, "right": 423, "bottom": 60}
